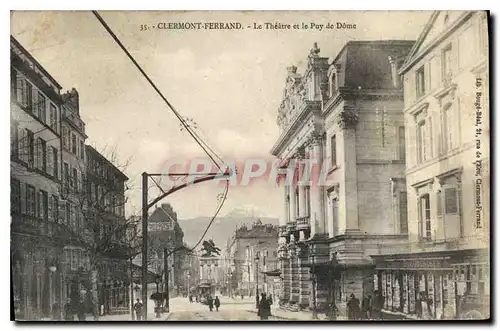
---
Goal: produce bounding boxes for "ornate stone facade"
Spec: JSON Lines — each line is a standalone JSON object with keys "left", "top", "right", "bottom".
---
{"left": 270, "top": 40, "right": 414, "bottom": 315}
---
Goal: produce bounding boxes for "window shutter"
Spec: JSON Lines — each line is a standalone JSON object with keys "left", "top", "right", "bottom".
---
{"left": 47, "top": 196, "right": 52, "bottom": 222}
{"left": 47, "top": 146, "right": 53, "bottom": 176}
{"left": 20, "top": 183, "right": 26, "bottom": 214}
{"left": 32, "top": 90, "right": 39, "bottom": 118}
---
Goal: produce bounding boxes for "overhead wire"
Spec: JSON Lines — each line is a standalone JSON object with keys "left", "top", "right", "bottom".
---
{"left": 91, "top": 10, "right": 232, "bottom": 262}
{"left": 91, "top": 10, "right": 224, "bottom": 172}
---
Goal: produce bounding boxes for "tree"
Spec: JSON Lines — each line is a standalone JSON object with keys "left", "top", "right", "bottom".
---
{"left": 51, "top": 145, "right": 146, "bottom": 320}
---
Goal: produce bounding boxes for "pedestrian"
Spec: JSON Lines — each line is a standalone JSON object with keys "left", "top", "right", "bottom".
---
{"left": 370, "top": 290, "right": 384, "bottom": 320}
{"left": 134, "top": 298, "right": 144, "bottom": 321}
{"left": 77, "top": 300, "right": 86, "bottom": 321}
{"left": 258, "top": 293, "right": 271, "bottom": 320}
{"left": 64, "top": 298, "right": 73, "bottom": 321}
{"left": 214, "top": 296, "right": 221, "bottom": 312}
{"left": 267, "top": 294, "right": 273, "bottom": 316}
{"left": 347, "top": 293, "right": 360, "bottom": 320}
{"left": 51, "top": 302, "right": 60, "bottom": 321}
{"left": 189, "top": 294, "right": 193, "bottom": 303}
{"left": 208, "top": 296, "right": 214, "bottom": 312}
{"left": 361, "top": 294, "right": 371, "bottom": 320}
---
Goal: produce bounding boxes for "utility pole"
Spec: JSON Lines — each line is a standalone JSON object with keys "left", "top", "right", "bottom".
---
{"left": 130, "top": 257, "right": 134, "bottom": 320}
{"left": 141, "top": 172, "right": 148, "bottom": 320}
{"left": 164, "top": 247, "right": 170, "bottom": 313}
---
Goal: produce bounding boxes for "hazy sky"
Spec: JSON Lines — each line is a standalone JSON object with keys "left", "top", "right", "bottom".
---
{"left": 11, "top": 10, "right": 431, "bottom": 219}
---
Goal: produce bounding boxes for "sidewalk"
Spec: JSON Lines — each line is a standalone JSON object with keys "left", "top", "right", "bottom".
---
{"left": 89, "top": 312, "right": 172, "bottom": 321}
{"left": 246, "top": 307, "right": 347, "bottom": 321}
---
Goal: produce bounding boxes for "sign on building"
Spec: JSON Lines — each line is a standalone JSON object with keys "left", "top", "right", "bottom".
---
{"left": 148, "top": 222, "right": 173, "bottom": 232}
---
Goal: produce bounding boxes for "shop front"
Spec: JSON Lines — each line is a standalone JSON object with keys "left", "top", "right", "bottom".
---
{"left": 372, "top": 249, "right": 490, "bottom": 320}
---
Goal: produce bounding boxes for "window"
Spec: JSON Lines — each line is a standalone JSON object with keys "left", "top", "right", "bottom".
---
{"left": 417, "top": 121, "right": 427, "bottom": 163}
{"left": 52, "top": 195, "right": 59, "bottom": 222}
{"left": 64, "top": 163, "right": 70, "bottom": 194}
{"left": 62, "top": 126, "right": 70, "bottom": 149}
{"left": 295, "top": 188, "right": 299, "bottom": 216}
{"left": 11, "top": 67, "right": 17, "bottom": 100}
{"left": 305, "top": 186, "right": 311, "bottom": 216}
{"left": 398, "top": 126, "right": 405, "bottom": 161}
{"left": 442, "top": 45, "right": 452, "bottom": 82}
{"left": 11, "top": 178, "right": 21, "bottom": 215}
{"left": 38, "top": 190, "right": 48, "bottom": 220}
{"left": 72, "top": 168, "right": 78, "bottom": 191}
{"left": 416, "top": 66, "right": 425, "bottom": 98}
{"left": 26, "top": 184, "right": 36, "bottom": 216}
{"left": 52, "top": 147, "right": 58, "bottom": 178}
{"left": 80, "top": 140, "right": 85, "bottom": 160}
{"left": 37, "top": 92, "right": 46, "bottom": 123}
{"left": 71, "top": 133, "right": 77, "bottom": 154}
{"left": 21, "top": 79, "right": 33, "bottom": 111}
{"left": 11, "top": 121, "right": 19, "bottom": 159}
{"left": 50, "top": 104, "right": 57, "bottom": 132}
{"left": 36, "top": 138, "right": 47, "bottom": 172}
{"left": 419, "top": 194, "right": 431, "bottom": 240}
{"left": 330, "top": 135, "right": 337, "bottom": 167}
{"left": 399, "top": 192, "right": 408, "bottom": 234}
{"left": 71, "top": 250, "right": 77, "bottom": 270}
{"left": 443, "top": 103, "right": 455, "bottom": 151}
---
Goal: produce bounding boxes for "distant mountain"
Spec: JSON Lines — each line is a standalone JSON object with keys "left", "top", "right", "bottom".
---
{"left": 223, "top": 205, "right": 268, "bottom": 218}
{"left": 178, "top": 208, "right": 278, "bottom": 252}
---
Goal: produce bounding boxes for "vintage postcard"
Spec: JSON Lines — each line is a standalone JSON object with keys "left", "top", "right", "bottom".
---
{"left": 10, "top": 10, "right": 490, "bottom": 322}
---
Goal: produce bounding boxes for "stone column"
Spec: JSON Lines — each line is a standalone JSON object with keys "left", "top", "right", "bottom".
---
{"left": 289, "top": 248, "right": 300, "bottom": 304}
{"left": 290, "top": 182, "right": 297, "bottom": 224}
{"left": 282, "top": 178, "right": 289, "bottom": 226}
{"left": 298, "top": 255, "right": 311, "bottom": 308}
{"left": 308, "top": 134, "right": 326, "bottom": 238}
{"left": 281, "top": 255, "right": 291, "bottom": 303}
{"left": 297, "top": 159, "right": 306, "bottom": 218}
{"left": 338, "top": 112, "right": 360, "bottom": 233}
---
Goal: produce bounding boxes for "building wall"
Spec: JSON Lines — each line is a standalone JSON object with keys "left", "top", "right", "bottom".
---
{"left": 402, "top": 11, "right": 489, "bottom": 250}
{"left": 11, "top": 37, "right": 64, "bottom": 320}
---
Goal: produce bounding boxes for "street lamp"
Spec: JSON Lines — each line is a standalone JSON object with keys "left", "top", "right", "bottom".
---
{"left": 255, "top": 253, "right": 260, "bottom": 309}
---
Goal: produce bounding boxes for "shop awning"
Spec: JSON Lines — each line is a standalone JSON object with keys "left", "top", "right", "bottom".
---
{"left": 130, "top": 263, "right": 161, "bottom": 284}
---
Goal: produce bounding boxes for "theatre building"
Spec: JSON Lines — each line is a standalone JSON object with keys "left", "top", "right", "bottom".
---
{"left": 271, "top": 40, "right": 414, "bottom": 314}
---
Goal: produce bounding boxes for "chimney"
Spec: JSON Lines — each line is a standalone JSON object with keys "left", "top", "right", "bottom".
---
{"left": 63, "top": 88, "right": 80, "bottom": 113}
{"left": 388, "top": 56, "right": 401, "bottom": 88}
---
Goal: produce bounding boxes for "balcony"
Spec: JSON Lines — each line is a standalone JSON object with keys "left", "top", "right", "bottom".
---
{"left": 286, "top": 221, "right": 296, "bottom": 232}
{"left": 296, "top": 216, "right": 310, "bottom": 230}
